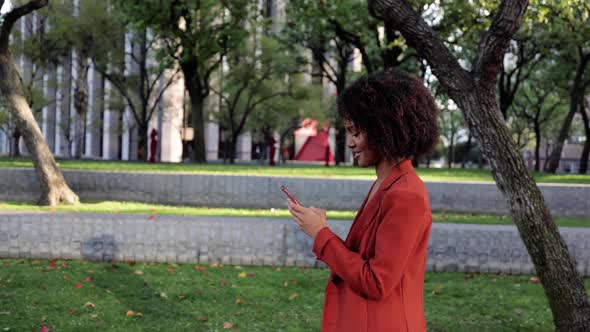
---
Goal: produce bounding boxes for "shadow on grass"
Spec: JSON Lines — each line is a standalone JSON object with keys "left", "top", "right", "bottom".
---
{"left": 80, "top": 234, "right": 201, "bottom": 330}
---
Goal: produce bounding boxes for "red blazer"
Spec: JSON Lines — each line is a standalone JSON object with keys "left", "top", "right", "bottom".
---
{"left": 313, "top": 160, "right": 431, "bottom": 332}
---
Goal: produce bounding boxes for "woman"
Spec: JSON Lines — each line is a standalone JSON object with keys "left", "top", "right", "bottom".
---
{"left": 288, "top": 68, "right": 439, "bottom": 332}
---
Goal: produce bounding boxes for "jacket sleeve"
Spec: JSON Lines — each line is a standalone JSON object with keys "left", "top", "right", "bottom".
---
{"left": 312, "top": 190, "right": 428, "bottom": 301}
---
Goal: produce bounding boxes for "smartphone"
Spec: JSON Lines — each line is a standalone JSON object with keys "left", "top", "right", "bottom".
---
{"left": 281, "top": 185, "right": 301, "bottom": 205}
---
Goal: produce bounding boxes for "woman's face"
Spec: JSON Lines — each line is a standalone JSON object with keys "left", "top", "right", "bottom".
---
{"left": 344, "top": 119, "right": 380, "bottom": 167}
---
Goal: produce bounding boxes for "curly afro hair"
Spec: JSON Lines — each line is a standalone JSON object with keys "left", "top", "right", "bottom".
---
{"left": 338, "top": 68, "right": 440, "bottom": 161}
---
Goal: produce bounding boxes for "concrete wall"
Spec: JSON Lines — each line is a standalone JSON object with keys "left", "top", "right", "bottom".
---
{"left": 0, "top": 168, "right": 589, "bottom": 217}
{"left": 1, "top": 212, "right": 588, "bottom": 276}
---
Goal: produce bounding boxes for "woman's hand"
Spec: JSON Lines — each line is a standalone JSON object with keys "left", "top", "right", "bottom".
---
{"left": 287, "top": 200, "right": 328, "bottom": 239}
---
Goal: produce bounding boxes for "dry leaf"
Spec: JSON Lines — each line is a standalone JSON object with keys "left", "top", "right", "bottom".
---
{"left": 69, "top": 309, "right": 79, "bottom": 315}
{"left": 83, "top": 302, "right": 96, "bottom": 308}
{"left": 127, "top": 261, "right": 136, "bottom": 266}
{"left": 530, "top": 277, "right": 541, "bottom": 283}
{"left": 160, "top": 292, "right": 168, "bottom": 299}
{"left": 133, "top": 270, "right": 144, "bottom": 276}
{"left": 247, "top": 273, "right": 256, "bottom": 277}
{"left": 75, "top": 283, "right": 83, "bottom": 289}
{"left": 166, "top": 268, "right": 175, "bottom": 275}
{"left": 63, "top": 276, "right": 71, "bottom": 280}
{"left": 223, "top": 322, "right": 234, "bottom": 329}
{"left": 432, "top": 284, "right": 444, "bottom": 295}
{"left": 238, "top": 272, "right": 247, "bottom": 278}
{"left": 235, "top": 297, "right": 244, "bottom": 305}
{"left": 220, "top": 280, "right": 228, "bottom": 287}
{"left": 90, "top": 314, "right": 98, "bottom": 319}
{"left": 178, "top": 295, "right": 186, "bottom": 301}
{"left": 84, "top": 276, "right": 93, "bottom": 282}
{"left": 32, "top": 260, "right": 40, "bottom": 265}
{"left": 283, "top": 281, "right": 289, "bottom": 287}
{"left": 39, "top": 325, "right": 51, "bottom": 332}
{"left": 198, "top": 316, "right": 209, "bottom": 322}
{"left": 126, "top": 310, "right": 135, "bottom": 317}
{"left": 289, "top": 293, "right": 300, "bottom": 300}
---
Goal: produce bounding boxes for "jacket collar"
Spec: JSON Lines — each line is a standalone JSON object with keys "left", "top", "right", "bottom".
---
{"left": 377, "top": 159, "right": 414, "bottom": 192}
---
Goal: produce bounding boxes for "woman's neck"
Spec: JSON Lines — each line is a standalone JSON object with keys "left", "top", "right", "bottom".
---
{"left": 375, "top": 158, "right": 404, "bottom": 181}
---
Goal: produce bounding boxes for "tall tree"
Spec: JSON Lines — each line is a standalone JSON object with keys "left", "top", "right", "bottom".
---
{"left": 369, "top": 0, "right": 589, "bottom": 330}
{"left": 116, "top": 0, "right": 249, "bottom": 163}
{"left": 0, "top": 0, "right": 78, "bottom": 206}
{"left": 212, "top": 31, "right": 306, "bottom": 164}
{"left": 543, "top": 3, "right": 590, "bottom": 173}
{"left": 512, "top": 76, "right": 562, "bottom": 171}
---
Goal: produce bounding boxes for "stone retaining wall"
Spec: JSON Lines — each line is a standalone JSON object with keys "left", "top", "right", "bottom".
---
{"left": 1, "top": 212, "right": 588, "bottom": 276}
{"left": 0, "top": 168, "right": 589, "bottom": 217}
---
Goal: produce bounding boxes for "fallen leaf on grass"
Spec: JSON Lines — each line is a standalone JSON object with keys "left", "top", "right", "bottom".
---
{"left": 127, "top": 261, "right": 136, "bottom": 266}
{"left": 69, "top": 309, "right": 79, "bottom": 315}
{"left": 160, "top": 292, "right": 168, "bottom": 299}
{"left": 238, "top": 272, "right": 247, "bottom": 278}
{"left": 90, "top": 314, "right": 98, "bottom": 319}
{"left": 198, "top": 316, "right": 208, "bottom": 322}
{"left": 194, "top": 265, "right": 206, "bottom": 271}
{"left": 32, "top": 260, "right": 40, "bottom": 265}
{"left": 235, "top": 296, "right": 244, "bottom": 305}
{"left": 63, "top": 276, "right": 70, "bottom": 280}
{"left": 39, "top": 325, "right": 51, "bottom": 332}
{"left": 464, "top": 274, "right": 475, "bottom": 281}
{"left": 289, "top": 293, "right": 300, "bottom": 300}
{"left": 178, "top": 295, "right": 186, "bottom": 301}
{"left": 432, "top": 284, "right": 444, "bottom": 295}
{"left": 83, "top": 302, "right": 96, "bottom": 308}
{"left": 126, "top": 310, "right": 135, "bottom": 317}
{"left": 84, "top": 276, "right": 93, "bottom": 282}
{"left": 75, "top": 283, "right": 83, "bottom": 289}
{"left": 133, "top": 270, "right": 144, "bottom": 276}
{"left": 166, "top": 268, "right": 175, "bottom": 275}
{"left": 223, "top": 322, "right": 234, "bottom": 329}
{"left": 530, "top": 277, "right": 541, "bottom": 283}
{"left": 219, "top": 280, "right": 228, "bottom": 287}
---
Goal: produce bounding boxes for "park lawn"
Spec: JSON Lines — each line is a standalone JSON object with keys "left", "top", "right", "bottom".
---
{"left": 1, "top": 156, "right": 590, "bottom": 184}
{"left": 1, "top": 259, "right": 588, "bottom": 331}
{"left": 0, "top": 200, "right": 589, "bottom": 228}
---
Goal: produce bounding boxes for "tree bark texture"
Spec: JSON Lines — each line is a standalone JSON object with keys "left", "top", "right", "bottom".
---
{"left": 0, "top": 0, "right": 78, "bottom": 206}
{"left": 0, "top": 53, "right": 79, "bottom": 205}
{"left": 73, "top": 51, "right": 89, "bottom": 159}
{"left": 369, "top": 0, "right": 590, "bottom": 330}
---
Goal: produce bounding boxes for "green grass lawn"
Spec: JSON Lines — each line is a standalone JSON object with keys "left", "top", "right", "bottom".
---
{"left": 1, "top": 200, "right": 589, "bottom": 228}
{"left": 1, "top": 156, "right": 589, "bottom": 184}
{"left": 1, "top": 258, "right": 587, "bottom": 331}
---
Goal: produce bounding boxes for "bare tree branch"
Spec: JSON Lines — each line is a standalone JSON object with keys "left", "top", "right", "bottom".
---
{"left": 0, "top": 0, "right": 49, "bottom": 53}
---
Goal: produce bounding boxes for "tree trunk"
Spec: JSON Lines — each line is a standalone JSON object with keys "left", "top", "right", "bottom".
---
{"left": 73, "top": 51, "right": 89, "bottom": 160}
{"left": 137, "top": 123, "right": 148, "bottom": 162}
{"left": 229, "top": 136, "right": 237, "bottom": 165}
{"left": 186, "top": 62, "right": 207, "bottom": 163}
{"left": 9, "top": 127, "right": 20, "bottom": 157}
{"left": 534, "top": 122, "right": 542, "bottom": 172}
{"left": 0, "top": 53, "right": 79, "bottom": 206}
{"left": 461, "top": 133, "right": 472, "bottom": 168}
{"left": 369, "top": 0, "right": 590, "bottom": 329}
{"left": 457, "top": 87, "right": 590, "bottom": 331}
{"left": 447, "top": 132, "right": 454, "bottom": 168}
{"left": 579, "top": 106, "right": 589, "bottom": 174}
